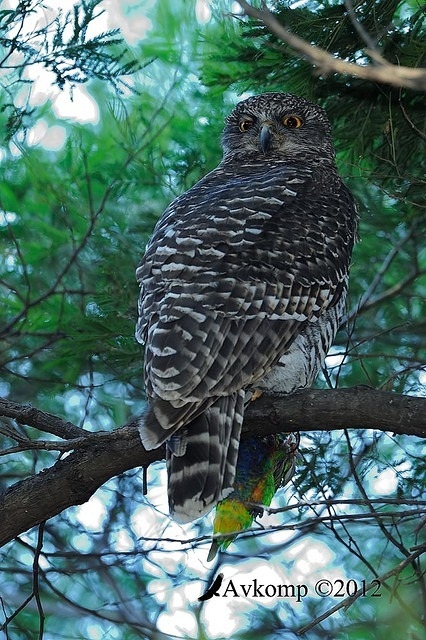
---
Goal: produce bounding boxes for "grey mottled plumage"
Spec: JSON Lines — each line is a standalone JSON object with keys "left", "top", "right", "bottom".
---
{"left": 136, "top": 92, "right": 358, "bottom": 523}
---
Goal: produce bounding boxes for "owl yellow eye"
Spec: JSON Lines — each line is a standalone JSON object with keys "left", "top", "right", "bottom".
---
{"left": 283, "top": 115, "right": 304, "bottom": 129}
{"left": 239, "top": 119, "right": 254, "bottom": 132}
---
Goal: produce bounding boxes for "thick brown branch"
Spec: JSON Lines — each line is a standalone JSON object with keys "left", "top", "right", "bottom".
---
{"left": 235, "top": 0, "right": 426, "bottom": 91}
{"left": 0, "top": 387, "right": 425, "bottom": 548}
{"left": 244, "top": 387, "right": 426, "bottom": 438}
{"left": 0, "top": 421, "right": 159, "bottom": 549}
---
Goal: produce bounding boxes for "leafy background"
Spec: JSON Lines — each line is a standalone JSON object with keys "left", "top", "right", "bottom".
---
{"left": 0, "top": 0, "right": 425, "bottom": 638}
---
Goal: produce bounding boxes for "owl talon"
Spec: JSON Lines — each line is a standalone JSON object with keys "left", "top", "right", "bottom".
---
{"left": 251, "top": 389, "right": 263, "bottom": 402}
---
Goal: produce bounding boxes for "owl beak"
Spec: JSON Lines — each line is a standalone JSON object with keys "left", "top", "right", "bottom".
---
{"left": 260, "top": 123, "right": 272, "bottom": 153}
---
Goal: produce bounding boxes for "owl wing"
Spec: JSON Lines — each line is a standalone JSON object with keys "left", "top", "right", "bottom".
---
{"left": 136, "top": 161, "right": 356, "bottom": 441}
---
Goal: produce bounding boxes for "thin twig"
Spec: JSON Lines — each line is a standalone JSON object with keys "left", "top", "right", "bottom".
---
{"left": 344, "top": 430, "right": 411, "bottom": 558}
{"left": 343, "top": 0, "right": 382, "bottom": 56}
{"left": 297, "top": 546, "right": 425, "bottom": 635}
{"left": 398, "top": 93, "right": 426, "bottom": 141}
{"left": 33, "top": 522, "right": 46, "bottom": 640}
{"left": 348, "top": 223, "right": 419, "bottom": 320}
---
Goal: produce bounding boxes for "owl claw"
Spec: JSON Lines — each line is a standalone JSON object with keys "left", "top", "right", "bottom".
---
{"left": 251, "top": 389, "right": 264, "bottom": 402}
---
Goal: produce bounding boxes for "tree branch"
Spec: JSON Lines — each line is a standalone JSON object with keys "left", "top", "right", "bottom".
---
{"left": 0, "top": 387, "right": 425, "bottom": 548}
{"left": 235, "top": 0, "right": 426, "bottom": 91}
{"left": 243, "top": 387, "right": 426, "bottom": 438}
{"left": 0, "top": 397, "right": 86, "bottom": 439}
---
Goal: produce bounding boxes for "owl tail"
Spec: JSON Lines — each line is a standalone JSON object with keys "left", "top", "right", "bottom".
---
{"left": 167, "top": 391, "right": 245, "bottom": 524}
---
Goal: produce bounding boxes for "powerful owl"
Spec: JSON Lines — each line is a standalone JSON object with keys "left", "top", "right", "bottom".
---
{"left": 136, "top": 92, "right": 358, "bottom": 523}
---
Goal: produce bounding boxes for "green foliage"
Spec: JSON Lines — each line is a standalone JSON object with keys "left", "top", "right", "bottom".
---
{"left": 0, "top": 1, "right": 425, "bottom": 638}
{"left": 0, "top": 0, "right": 140, "bottom": 140}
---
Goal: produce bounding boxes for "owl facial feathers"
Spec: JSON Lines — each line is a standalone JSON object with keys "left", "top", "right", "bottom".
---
{"left": 222, "top": 92, "right": 334, "bottom": 161}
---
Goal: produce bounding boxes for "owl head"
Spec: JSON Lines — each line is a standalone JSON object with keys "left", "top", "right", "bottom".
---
{"left": 221, "top": 92, "right": 335, "bottom": 163}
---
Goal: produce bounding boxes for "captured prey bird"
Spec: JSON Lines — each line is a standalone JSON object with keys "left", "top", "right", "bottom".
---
{"left": 207, "top": 432, "right": 299, "bottom": 561}
{"left": 135, "top": 92, "right": 358, "bottom": 523}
